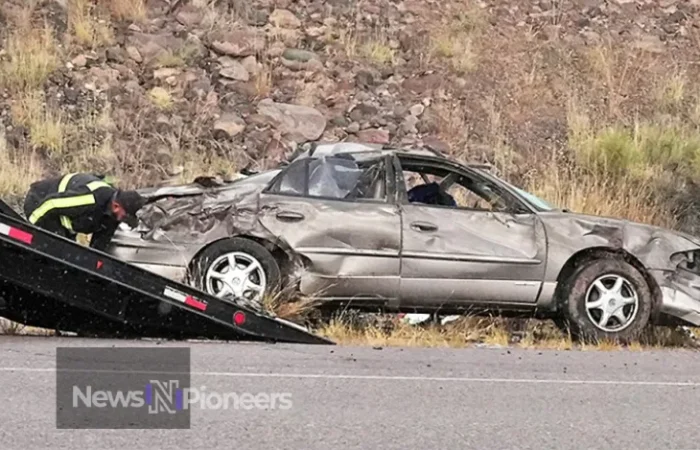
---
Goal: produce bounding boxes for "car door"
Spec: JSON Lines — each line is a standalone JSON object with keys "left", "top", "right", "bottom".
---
{"left": 396, "top": 156, "right": 548, "bottom": 306}
{"left": 257, "top": 154, "right": 402, "bottom": 304}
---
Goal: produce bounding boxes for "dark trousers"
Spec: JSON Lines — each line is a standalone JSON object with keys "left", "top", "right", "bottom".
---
{"left": 22, "top": 188, "right": 76, "bottom": 240}
{"left": 22, "top": 187, "right": 41, "bottom": 219}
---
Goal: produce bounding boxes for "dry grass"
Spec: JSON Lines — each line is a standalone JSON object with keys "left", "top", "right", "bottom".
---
{"left": 0, "top": 130, "right": 43, "bottom": 197}
{"left": 101, "top": 0, "right": 147, "bottom": 22}
{"left": 582, "top": 43, "right": 655, "bottom": 118}
{"left": 154, "top": 42, "right": 203, "bottom": 69}
{"left": 520, "top": 95, "right": 700, "bottom": 228}
{"left": 427, "top": 7, "right": 485, "bottom": 73}
{"left": 0, "top": 16, "right": 59, "bottom": 93}
{"left": 337, "top": 28, "right": 360, "bottom": 60}
{"left": 359, "top": 34, "right": 397, "bottom": 66}
{"left": 11, "top": 91, "right": 66, "bottom": 155}
{"left": 252, "top": 60, "right": 274, "bottom": 99}
{"left": 155, "top": 51, "right": 187, "bottom": 69}
{"left": 319, "top": 319, "right": 471, "bottom": 348}
{"left": 430, "top": 101, "right": 472, "bottom": 151}
{"left": 338, "top": 26, "right": 397, "bottom": 66}
{"left": 171, "top": 153, "right": 240, "bottom": 184}
{"left": 67, "top": 0, "right": 114, "bottom": 49}
{"left": 525, "top": 158, "right": 676, "bottom": 228}
{"left": 317, "top": 314, "right": 699, "bottom": 350}
{"left": 148, "top": 87, "right": 174, "bottom": 110}
{"left": 429, "top": 32, "right": 478, "bottom": 73}
{"left": 262, "top": 289, "right": 325, "bottom": 323}
{"left": 655, "top": 69, "right": 687, "bottom": 112}
{"left": 60, "top": 102, "right": 115, "bottom": 172}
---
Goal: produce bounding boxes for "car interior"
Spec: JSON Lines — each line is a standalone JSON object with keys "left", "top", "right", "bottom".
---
{"left": 270, "top": 154, "right": 524, "bottom": 212}
{"left": 398, "top": 160, "right": 513, "bottom": 212}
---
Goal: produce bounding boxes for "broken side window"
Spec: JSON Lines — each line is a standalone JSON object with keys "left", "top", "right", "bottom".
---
{"left": 275, "top": 159, "right": 307, "bottom": 195}
{"left": 399, "top": 161, "right": 521, "bottom": 212}
{"left": 307, "top": 157, "right": 364, "bottom": 199}
{"left": 269, "top": 156, "right": 386, "bottom": 201}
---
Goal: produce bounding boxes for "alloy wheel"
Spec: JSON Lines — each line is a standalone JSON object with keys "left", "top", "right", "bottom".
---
{"left": 205, "top": 252, "right": 267, "bottom": 304}
{"left": 584, "top": 274, "right": 639, "bottom": 332}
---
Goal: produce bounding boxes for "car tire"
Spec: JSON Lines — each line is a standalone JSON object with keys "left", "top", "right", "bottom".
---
{"left": 560, "top": 257, "right": 653, "bottom": 343}
{"left": 189, "top": 238, "right": 282, "bottom": 311}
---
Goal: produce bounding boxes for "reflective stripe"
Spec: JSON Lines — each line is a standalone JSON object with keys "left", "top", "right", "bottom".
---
{"left": 28, "top": 194, "right": 96, "bottom": 224}
{"left": 58, "top": 173, "right": 76, "bottom": 193}
{"left": 29, "top": 174, "right": 108, "bottom": 228}
{"left": 58, "top": 173, "right": 77, "bottom": 231}
{"left": 86, "top": 180, "right": 111, "bottom": 191}
{"left": 60, "top": 216, "right": 73, "bottom": 231}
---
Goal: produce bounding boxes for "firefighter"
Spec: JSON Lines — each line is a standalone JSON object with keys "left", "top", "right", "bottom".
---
{"left": 22, "top": 173, "right": 146, "bottom": 251}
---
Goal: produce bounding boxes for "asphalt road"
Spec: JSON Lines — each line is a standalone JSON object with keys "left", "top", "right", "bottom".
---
{"left": 0, "top": 337, "right": 699, "bottom": 449}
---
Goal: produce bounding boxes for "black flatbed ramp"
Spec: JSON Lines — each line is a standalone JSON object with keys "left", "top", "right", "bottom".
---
{"left": 0, "top": 201, "right": 333, "bottom": 345}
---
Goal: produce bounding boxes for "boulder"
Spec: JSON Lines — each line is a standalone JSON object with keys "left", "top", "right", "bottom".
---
{"left": 257, "top": 99, "right": 327, "bottom": 141}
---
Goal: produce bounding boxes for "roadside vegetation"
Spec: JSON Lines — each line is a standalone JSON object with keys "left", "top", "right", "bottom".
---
{"left": 316, "top": 313, "right": 700, "bottom": 350}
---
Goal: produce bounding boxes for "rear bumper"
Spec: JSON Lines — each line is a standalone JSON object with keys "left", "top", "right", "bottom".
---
{"left": 107, "top": 239, "right": 189, "bottom": 283}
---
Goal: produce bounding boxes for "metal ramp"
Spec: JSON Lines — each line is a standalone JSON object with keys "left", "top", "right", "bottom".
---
{"left": 0, "top": 200, "right": 333, "bottom": 345}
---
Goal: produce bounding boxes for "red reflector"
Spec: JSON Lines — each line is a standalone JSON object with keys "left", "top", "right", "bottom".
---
{"left": 184, "top": 295, "right": 207, "bottom": 311}
{"left": 162, "top": 287, "right": 208, "bottom": 311}
{"left": 233, "top": 311, "right": 246, "bottom": 326}
{"left": 0, "top": 223, "right": 33, "bottom": 245}
{"left": 9, "top": 228, "right": 33, "bottom": 244}
{"left": 96, "top": 260, "right": 103, "bottom": 269}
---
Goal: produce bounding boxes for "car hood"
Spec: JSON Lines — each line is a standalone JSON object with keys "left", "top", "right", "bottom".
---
{"left": 536, "top": 210, "right": 700, "bottom": 270}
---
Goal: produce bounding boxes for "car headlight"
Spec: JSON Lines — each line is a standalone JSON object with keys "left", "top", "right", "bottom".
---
{"left": 672, "top": 249, "right": 700, "bottom": 272}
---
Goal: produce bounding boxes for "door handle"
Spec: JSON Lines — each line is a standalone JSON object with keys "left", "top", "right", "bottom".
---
{"left": 410, "top": 221, "right": 438, "bottom": 232}
{"left": 276, "top": 211, "right": 305, "bottom": 222}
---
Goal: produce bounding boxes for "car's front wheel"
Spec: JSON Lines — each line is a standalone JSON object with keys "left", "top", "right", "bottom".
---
{"left": 560, "top": 258, "right": 653, "bottom": 343}
{"left": 189, "top": 238, "right": 281, "bottom": 311}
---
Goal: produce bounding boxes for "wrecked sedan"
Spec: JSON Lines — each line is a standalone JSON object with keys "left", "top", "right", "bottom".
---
{"left": 107, "top": 142, "right": 700, "bottom": 341}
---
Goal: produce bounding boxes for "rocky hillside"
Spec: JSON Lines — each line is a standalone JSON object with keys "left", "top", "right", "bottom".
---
{"left": 2, "top": 0, "right": 700, "bottom": 230}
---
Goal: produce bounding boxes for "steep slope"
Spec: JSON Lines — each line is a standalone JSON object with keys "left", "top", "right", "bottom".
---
{"left": 2, "top": 0, "right": 700, "bottom": 231}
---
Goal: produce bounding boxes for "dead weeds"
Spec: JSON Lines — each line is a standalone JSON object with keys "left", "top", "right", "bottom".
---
{"left": 100, "top": 0, "right": 147, "bottom": 23}
{"left": 0, "top": 14, "right": 59, "bottom": 93}
{"left": 0, "top": 129, "right": 43, "bottom": 197}
{"left": 11, "top": 90, "right": 66, "bottom": 155}
{"left": 427, "top": 6, "right": 486, "bottom": 73}
{"left": 317, "top": 314, "right": 699, "bottom": 351}
{"left": 67, "top": 0, "right": 114, "bottom": 49}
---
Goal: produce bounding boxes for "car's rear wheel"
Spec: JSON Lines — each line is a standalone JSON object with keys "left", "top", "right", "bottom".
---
{"left": 560, "top": 258, "right": 653, "bottom": 343}
{"left": 189, "top": 238, "right": 281, "bottom": 311}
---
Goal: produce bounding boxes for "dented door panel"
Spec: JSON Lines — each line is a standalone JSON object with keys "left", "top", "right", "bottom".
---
{"left": 400, "top": 204, "right": 548, "bottom": 305}
{"left": 258, "top": 194, "right": 401, "bottom": 301}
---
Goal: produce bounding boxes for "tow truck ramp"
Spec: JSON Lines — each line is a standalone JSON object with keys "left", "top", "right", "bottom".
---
{"left": 0, "top": 201, "right": 333, "bottom": 345}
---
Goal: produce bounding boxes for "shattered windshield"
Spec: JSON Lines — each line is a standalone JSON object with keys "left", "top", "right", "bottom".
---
{"left": 470, "top": 168, "right": 557, "bottom": 211}
{"left": 506, "top": 183, "right": 556, "bottom": 211}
